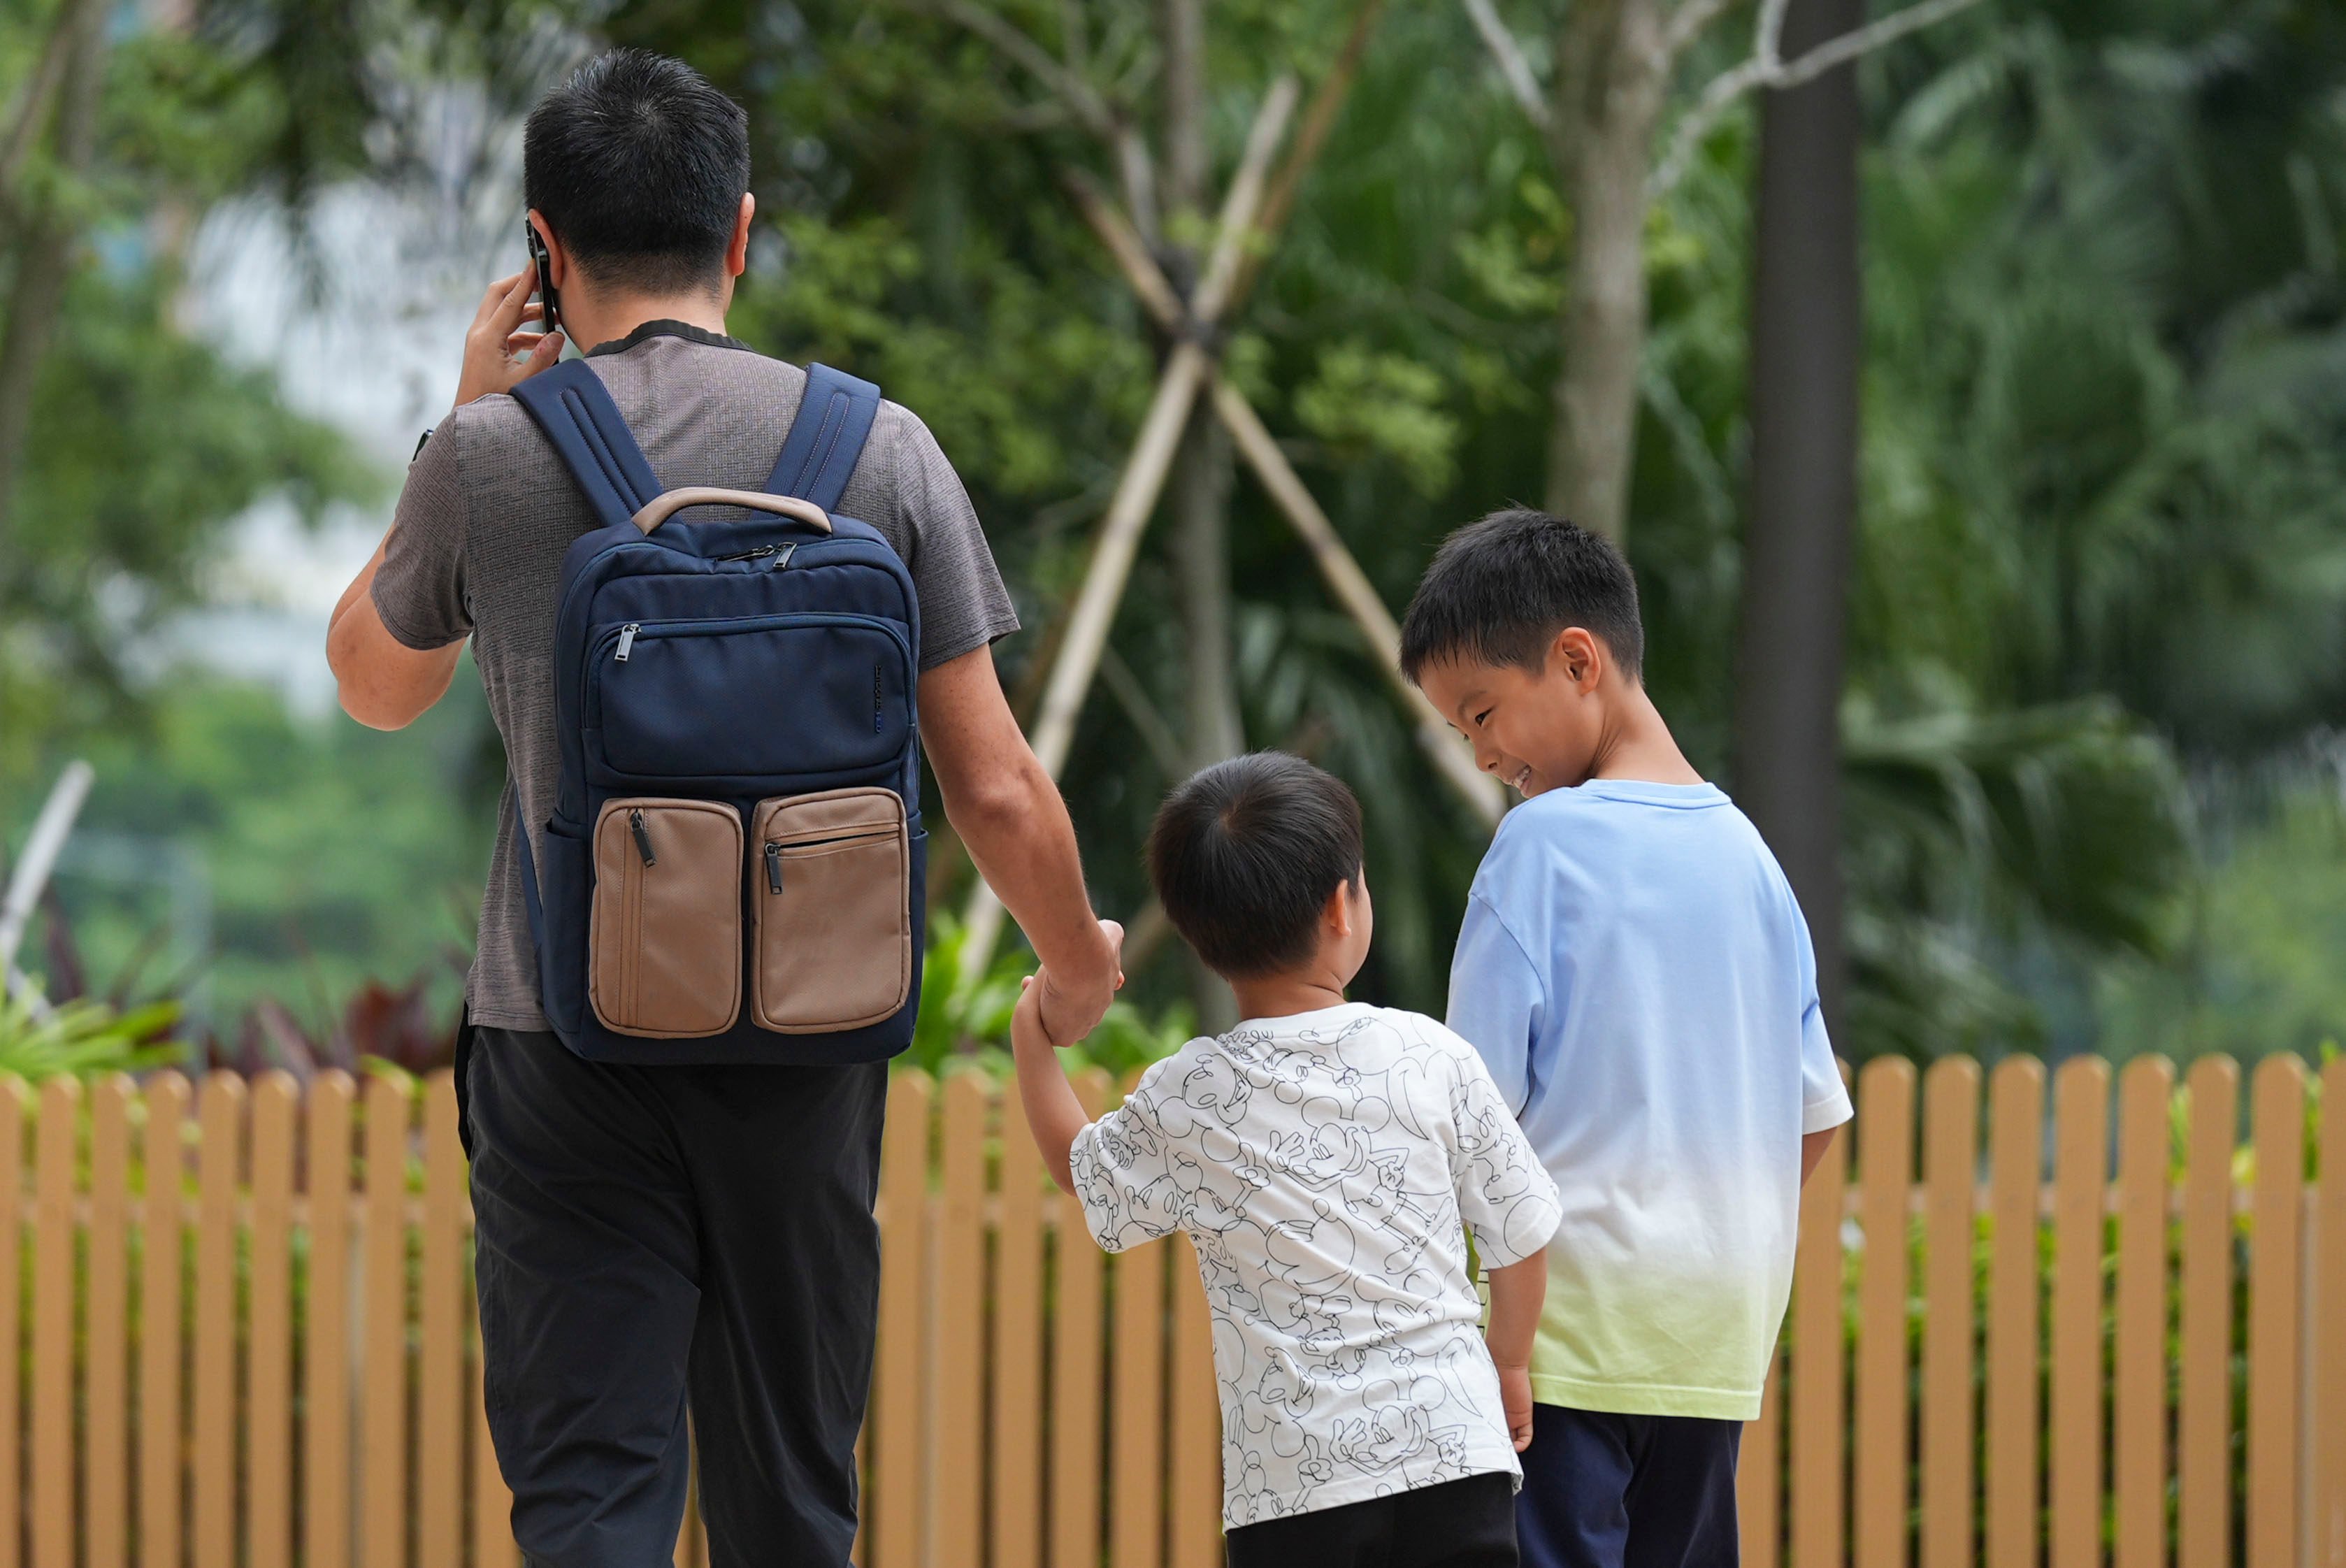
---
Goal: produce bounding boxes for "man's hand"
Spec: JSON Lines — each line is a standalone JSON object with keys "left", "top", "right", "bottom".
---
{"left": 1497, "top": 1362, "right": 1535, "bottom": 1452}
{"left": 1035, "top": 919, "right": 1124, "bottom": 1048}
{"left": 453, "top": 264, "right": 565, "bottom": 410}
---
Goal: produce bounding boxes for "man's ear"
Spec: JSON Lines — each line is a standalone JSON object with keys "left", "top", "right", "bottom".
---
{"left": 528, "top": 210, "right": 569, "bottom": 291}
{"left": 727, "top": 192, "right": 756, "bottom": 279}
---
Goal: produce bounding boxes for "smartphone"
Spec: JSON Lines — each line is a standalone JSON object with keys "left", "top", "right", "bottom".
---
{"left": 525, "top": 221, "right": 561, "bottom": 338}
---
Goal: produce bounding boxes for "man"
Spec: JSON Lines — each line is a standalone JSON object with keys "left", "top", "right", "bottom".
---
{"left": 326, "top": 50, "right": 1123, "bottom": 1567}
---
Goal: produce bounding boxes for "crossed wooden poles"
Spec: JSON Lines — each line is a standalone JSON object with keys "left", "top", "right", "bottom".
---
{"left": 959, "top": 17, "right": 1505, "bottom": 974}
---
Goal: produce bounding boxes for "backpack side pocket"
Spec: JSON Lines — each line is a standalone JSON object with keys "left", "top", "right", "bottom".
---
{"left": 589, "top": 798, "right": 743, "bottom": 1037}
{"left": 751, "top": 789, "right": 912, "bottom": 1032}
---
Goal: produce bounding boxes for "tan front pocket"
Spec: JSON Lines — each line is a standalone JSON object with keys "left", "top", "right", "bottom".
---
{"left": 590, "top": 798, "right": 742, "bottom": 1037}
{"left": 751, "top": 789, "right": 912, "bottom": 1032}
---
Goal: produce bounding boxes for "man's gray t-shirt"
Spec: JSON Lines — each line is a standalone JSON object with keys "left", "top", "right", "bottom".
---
{"left": 372, "top": 322, "right": 1019, "bottom": 1031}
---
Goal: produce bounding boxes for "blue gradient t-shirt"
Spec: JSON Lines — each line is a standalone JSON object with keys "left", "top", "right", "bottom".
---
{"left": 1446, "top": 779, "right": 1852, "bottom": 1420}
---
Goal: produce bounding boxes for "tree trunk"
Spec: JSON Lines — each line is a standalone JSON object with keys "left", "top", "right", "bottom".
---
{"left": 0, "top": 0, "right": 108, "bottom": 538}
{"left": 1545, "top": 0, "right": 1670, "bottom": 544}
{"left": 1161, "top": 0, "right": 1241, "bottom": 1031}
{"left": 1734, "top": 0, "right": 1864, "bottom": 1030}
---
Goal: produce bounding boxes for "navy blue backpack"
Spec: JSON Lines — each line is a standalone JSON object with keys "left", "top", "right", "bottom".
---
{"left": 510, "top": 359, "right": 924, "bottom": 1065}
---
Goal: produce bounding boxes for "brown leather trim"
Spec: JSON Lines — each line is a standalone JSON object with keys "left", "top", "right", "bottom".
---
{"left": 631, "top": 487, "right": 833, "bottom": 536}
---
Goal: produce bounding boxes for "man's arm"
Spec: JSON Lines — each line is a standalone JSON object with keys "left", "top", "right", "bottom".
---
{"left": 327, "top": 540, "right": 464, "bottom": 730}
{"left": 328, "top": 264, "right": 563, "bottom": 731}
{"left": 919, "top": 645, "right": 1121, "bottom": 1044}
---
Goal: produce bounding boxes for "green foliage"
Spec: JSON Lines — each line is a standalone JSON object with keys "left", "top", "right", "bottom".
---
{"left": 0, "top": 991, "right": 178, "bottom": 1081}
{"left": 16, "top": 677, "right": 495, "bottom": 1040}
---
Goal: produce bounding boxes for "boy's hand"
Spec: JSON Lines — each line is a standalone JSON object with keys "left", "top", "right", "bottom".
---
{"left": 1012, "top": 970, "right": 1054, "bottom": 1053}
{"left": 454, "top": 264, "right": 564, "bottom": 410}
{"left": 1497, "top": 1362, "right": 1535, "bottom": 1451}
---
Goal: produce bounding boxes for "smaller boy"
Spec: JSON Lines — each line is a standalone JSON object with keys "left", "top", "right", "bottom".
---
{"left": 1398, "top": 510, "right": 1855, "bottom": 1568}
{"left": 1011, "top": 752, "right": 1564, "bottom": 1568}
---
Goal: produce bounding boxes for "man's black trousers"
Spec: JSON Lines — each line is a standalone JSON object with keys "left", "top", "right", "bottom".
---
{"left": 463, "top": 1025, "right": 888, "bottom": 1567}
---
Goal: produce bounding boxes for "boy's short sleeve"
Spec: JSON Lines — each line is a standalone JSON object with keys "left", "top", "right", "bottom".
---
{"left": 1792, "top": 900, "right": 1854, "bottom": 1134}
{"left": 1434, "top": 1027, "right": 1562, "bottom": 1269}
{"left": 1067, "top": 1056, "right": 1191, "bottom": 1253}
{"left": 1446, "top": 891, "right": 1546, "bottom": 1115}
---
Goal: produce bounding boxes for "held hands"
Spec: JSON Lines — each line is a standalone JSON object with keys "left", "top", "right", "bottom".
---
{"left": 1497, "top": 1362, "right": 1535, "bottom": 1453}
{"left": 1032, "top": 919, "right": 1125, "bottom": 1049}
{"left": 453, "top": 263, "right": 565, "bottom": 410}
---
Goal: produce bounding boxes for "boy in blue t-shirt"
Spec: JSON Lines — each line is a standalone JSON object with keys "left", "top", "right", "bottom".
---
{"left": 1397, "top": 509, "right": 1853, "bottom": 1568}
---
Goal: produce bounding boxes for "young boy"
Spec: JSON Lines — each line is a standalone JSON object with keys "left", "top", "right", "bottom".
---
{"left": 1398, "top": 510, "right": 1854, "bottom": 1568}
{"left": 1011, "top": 751, "right": 1564, "bottom": 1568}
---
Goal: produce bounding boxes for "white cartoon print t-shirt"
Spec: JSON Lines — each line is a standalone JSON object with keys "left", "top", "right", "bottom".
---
{"left": 1068, "top": 1002, "right": 1563, "bottom": 1528}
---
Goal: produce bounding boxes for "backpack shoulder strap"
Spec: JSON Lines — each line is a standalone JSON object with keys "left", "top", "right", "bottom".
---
{"left": 765, "top": 364, "right": 882, "bottom": 513}
{"left": 511, "top": 360, "right": 663, "bottom": 531}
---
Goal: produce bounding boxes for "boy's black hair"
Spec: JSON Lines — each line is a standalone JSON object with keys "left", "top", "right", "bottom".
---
{"left": 1397, "top": 508, "right": 1645, "bottom": 684}
{"left": 524, "top": 50, "right": 750, "bottom": 297}
{"left": 1146, "top": 752, "right": 1365, "bottom": 981}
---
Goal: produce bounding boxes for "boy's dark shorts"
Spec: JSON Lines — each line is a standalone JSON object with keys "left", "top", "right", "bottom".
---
{"left": 1516, "top": 1405, "right": 1741, "bottom": 1568}
{"left": 1225, "top": 1471, "right": 1520, "bottom": 1568}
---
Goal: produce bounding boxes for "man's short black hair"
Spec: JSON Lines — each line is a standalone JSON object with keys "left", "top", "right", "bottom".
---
{"left": 1146, "top": 752, "right": 1365, "bottom": 981}
{"left": 1397, "top": 508, "right": 1645, "bottom": 684}
{"left": 524, "top": 50, "right": 750, "bottom": 296}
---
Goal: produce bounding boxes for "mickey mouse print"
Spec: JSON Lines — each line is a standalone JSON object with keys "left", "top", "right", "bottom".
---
{"left": 1068, "top": 1002, "right": 1563, "bottom": 1527}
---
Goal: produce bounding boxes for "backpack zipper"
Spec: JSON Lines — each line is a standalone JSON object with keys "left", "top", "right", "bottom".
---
{"left": 614, "top": 623, "right": 640, "bottom": 662}
{"left": 764, "top": 841, "right": 785, "bottom": 894}
{"left": 714, "top": 542, "right": 800, "bottom": 568}
{"left": 629, "top": 808, "right": 656, "bottom": 865}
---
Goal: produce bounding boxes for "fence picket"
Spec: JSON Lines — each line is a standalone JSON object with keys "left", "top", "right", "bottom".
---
{"left": 1919, "top": 1058, "right": 1980, "bottom": 1568}
{"left": 1985, "top": 1058, "right": 2045, "bottom": 1568}
{"left": 2113, "top": 1056, "right": 2173, "bottom": 1568}
{"left": 421, "top": 1073, "right": 467, "bottom": 1568}
{"left": 2048, "top": 1058, "right": 2109, "bottom": 1568}
{"left": 2179, "top": 1055, "right": 2237, "bottom": 1568}
{"left": 250, "top": 1073, "right": 301, "bottom": 1568}
{"left": 194, "top": 1074, "right": 246, "bottom": 1568}
{"left": 936, "top": 1071, "right": 989, "bottom": 1563}
{"left": 1111, "top": 1065, "right": 1168, "bottom": 1568}
{"left": 140, "top": 1074, "right": 189, "bottom": 1568}
{"left": 2320, "top": 1054, "right": 2346, "bottom": 1568}
{"left": 362, "top": 1074, "right": 412, "bottom": 1568}
{"left": 1052, "top": 1070, "right": 1111, "bottom": 1568}
{"left": 1791, "top": 1090, "right": 1848, "bottom": 1568}
{"left": 2250, "top": 1055, "right": 2307, "bottom": 1568}
{"left": 872, "top": 1068, "right": 931, "bottom": 1568}
{"left": 33, "top": 1077, "right": 80, "bottom": 1568}
{"left": 1853, "top": 1058, "right": 1915, "bottom": 1568}
{"left": 0, "top": 1077, "right": 22, "bottom": 1568}
{"left": 1167, "top": 1235, "right": 1221, "bottom": 1568}
{"left": 88, "top": 1075, "right": 134, "bottom": 1568}
{"left": 993, "top": 1090, "right": 1049, "bottom": 1568}
{"left": 308, "top": 1072, "right": 358, "bottom": 1568}
{"left": 1740, "top": 1346, "right": 1783, "bottom": 1568}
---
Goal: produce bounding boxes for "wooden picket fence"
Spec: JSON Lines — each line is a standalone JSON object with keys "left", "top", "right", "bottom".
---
{"left": 0, "top": 1053, "right": 2342, "bottom": 1567}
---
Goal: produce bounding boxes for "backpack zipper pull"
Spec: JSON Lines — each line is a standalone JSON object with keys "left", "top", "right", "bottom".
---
{"left": 614, "top": 623, "right": 640, "bottom": 662}
{"left": 629, "top": 809, "right": 656, "bottom": 866}
{"left": 771, "top": 542, "right": 798, "bottom": 570}
{"left": 764, "top": 841, "right": 784, "bottom": 894}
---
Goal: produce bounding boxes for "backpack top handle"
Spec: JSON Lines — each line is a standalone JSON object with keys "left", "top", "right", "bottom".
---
{"left": 631, "top": 487, "right": 834, "bottom": 535}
